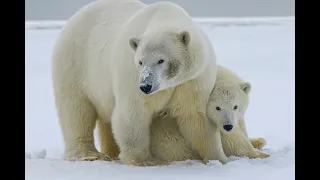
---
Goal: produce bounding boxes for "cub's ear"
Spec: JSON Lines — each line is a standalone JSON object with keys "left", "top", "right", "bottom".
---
{"left": 129, "top": 37, "right": 140, "bottom": 51}
{"left": 178, "top": 31, "right": 190, "bottom": 46}
{"left": 240, "top": 82, "right": 251, "bottom": 94}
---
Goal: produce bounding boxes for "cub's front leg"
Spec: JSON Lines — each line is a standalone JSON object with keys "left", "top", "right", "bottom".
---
{"left": 175, "top": 111, "right": 229, "bottom": 164}
{"left": 111, "top": 99, "right": 168, "bottom": 166}
{"left": 221, "top": 127, "right": 270, "bottom": 159}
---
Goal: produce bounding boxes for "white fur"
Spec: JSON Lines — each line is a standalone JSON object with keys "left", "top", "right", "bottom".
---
{"left": 52, "top": 0, "right": 226, "bottom": 166}
{"left": 206, "top": 65, "right": 251, "bottom": 134}
{"left": 149, "top": 65, "right": 270, "bottom": 161}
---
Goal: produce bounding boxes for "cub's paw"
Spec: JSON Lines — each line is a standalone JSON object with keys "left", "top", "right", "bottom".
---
{"left": 65, "top": 150, "right": 112, "bottom": 161}
{"left": 250, "top": 138, "right": 266, "bottom": 149}
{"left": 255, "top": 150, "right": 270, "bottom": 159}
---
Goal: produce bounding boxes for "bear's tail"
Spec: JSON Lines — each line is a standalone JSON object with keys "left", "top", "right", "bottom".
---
{"left": 97, "top": 120, "right": 120, "bottom": 159}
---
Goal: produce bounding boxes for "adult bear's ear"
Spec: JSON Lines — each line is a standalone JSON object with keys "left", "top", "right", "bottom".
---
{"left": 129, "top": 37, "right": 140, "bottom": 51}
{"left": 178, "top": 31, "right": 190, "bottom": 46}
{"left": 240, "top": 82, "right": 251, "bottom": 94}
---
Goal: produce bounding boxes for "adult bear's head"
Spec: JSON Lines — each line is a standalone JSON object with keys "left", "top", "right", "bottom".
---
{"left": 129, "top": 30, "right": 207, "bottom": 94}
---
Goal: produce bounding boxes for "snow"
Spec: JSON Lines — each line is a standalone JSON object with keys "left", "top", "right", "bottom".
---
{"left": 25, "top": 17, "right": 294, "bottom": 30}
{"left": 25, "top": 18, "right": 295, "bottom": 180}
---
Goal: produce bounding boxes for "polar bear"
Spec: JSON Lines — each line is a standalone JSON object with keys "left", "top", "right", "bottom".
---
{"left": 98, "top": 65, "right": 269, "bottom": 161}
{"left": 204, "top": 66, "right": 269, "bottom": 159}
{"left": 52, "top": 0, "right": 227, "bottom": 166}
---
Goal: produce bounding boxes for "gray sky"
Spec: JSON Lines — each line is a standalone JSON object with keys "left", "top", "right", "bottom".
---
{"left": 25, "top": 0, "right": 295, "bottom": 20}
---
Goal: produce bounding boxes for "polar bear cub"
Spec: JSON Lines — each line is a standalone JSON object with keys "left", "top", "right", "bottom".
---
{"left": 205, "top": 66, "right": 269, "bottom": 158}
{"left": 149, "top": 65, "right": 269, "bottom": 161}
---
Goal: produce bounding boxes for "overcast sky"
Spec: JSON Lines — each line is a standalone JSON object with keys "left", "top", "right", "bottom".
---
{"left": 25, "top": 0, "right": 295, "bottom": 20}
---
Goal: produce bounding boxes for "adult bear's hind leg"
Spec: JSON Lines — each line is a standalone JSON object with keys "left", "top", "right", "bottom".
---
{"left": 97, "top": 119, "right": 120, "bottom": 159}
{"left": 58, "top": 95, "right": 111, "bottom": 161}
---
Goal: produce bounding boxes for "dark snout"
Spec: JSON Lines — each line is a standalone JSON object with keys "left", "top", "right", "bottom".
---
{"left": 139, "top": 66, "right": 158, "bottom": 94}
{"left": 140, "top": 84, "right": 152, "bottom": 94}
{"left": 223, "top": 125, "right": 233, "bottom": 132}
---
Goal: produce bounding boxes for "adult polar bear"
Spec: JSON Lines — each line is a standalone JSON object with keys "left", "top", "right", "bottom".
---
{"left": 52, "top": 0, "right": 227, "bottom": 166}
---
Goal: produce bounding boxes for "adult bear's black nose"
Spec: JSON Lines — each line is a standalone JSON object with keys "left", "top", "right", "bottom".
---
{"left": 223, "top": 125, "right": 233, "bottom": 132}
{"left": 140, "top": 84, "right": 152, "bottom": 94}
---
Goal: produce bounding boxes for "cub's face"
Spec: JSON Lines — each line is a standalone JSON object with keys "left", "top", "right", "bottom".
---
{"left": 206, "top": 82, "right": 251, "bottom": 133}
{"left": 129, "top": 31, "right": 191, "bottom": 94}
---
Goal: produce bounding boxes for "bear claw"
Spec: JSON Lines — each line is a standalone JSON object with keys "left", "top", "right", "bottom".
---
{"left": 250, "top": 138, "right": 266, "bottom": 149}
{"left": 121, "top": 155, "right": 168, "bottom": 166}
{"left": 65, "top": 151, "right": 112, "bottom": 161}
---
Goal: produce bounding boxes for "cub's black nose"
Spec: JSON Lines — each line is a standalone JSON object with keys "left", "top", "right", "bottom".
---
{"left": 223, "top": 125, "right": 233, "bottom": 132}
{"left": 140, "top": 84, "right": 152, "bottom": 94}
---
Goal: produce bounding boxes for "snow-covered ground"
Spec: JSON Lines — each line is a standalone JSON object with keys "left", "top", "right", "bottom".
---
{"left": 25, "top": 18, "right": 295, "bottom": 180}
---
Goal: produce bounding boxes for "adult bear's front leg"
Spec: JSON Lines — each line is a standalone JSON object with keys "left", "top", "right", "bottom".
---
{"left": 111, "top": 101, "right": 168, "bottom": 166}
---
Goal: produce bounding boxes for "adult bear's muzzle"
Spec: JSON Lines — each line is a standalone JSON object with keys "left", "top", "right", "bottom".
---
{"left": 139, "top": 66, "right": 161, "bottom": 94}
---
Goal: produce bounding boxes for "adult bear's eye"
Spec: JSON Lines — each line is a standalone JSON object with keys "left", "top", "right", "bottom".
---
{"left": 233, "top": 105, "right": 238, "bottom": 110}
{"left": 216, "top": 106, "right": 221, "bottom": 111}
{"left": 158, "top": 59, "right": 164, "bottom": 64}
{"left": 139, "top": 61, "right": 142, "bottom": 65}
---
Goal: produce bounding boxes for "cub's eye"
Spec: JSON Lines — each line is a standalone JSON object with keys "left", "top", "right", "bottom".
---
{"left": 139, "top": 61, "right": 142, "bottom": 65}
{"left": 158, "top": 59, "right": 164, "bottom": 64}
{"left": 216, "top": 106, "right": 221, "bottom": 111}
{"left": 233, "top": 105, "right": 238, "bottom": 110}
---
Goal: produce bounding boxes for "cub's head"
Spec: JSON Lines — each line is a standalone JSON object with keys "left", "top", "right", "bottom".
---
{"left": 206, "top": 82, "right": 251, "bottom": 133}
{"left": 129, "top": 30, "right": 205, "bottom": 94}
